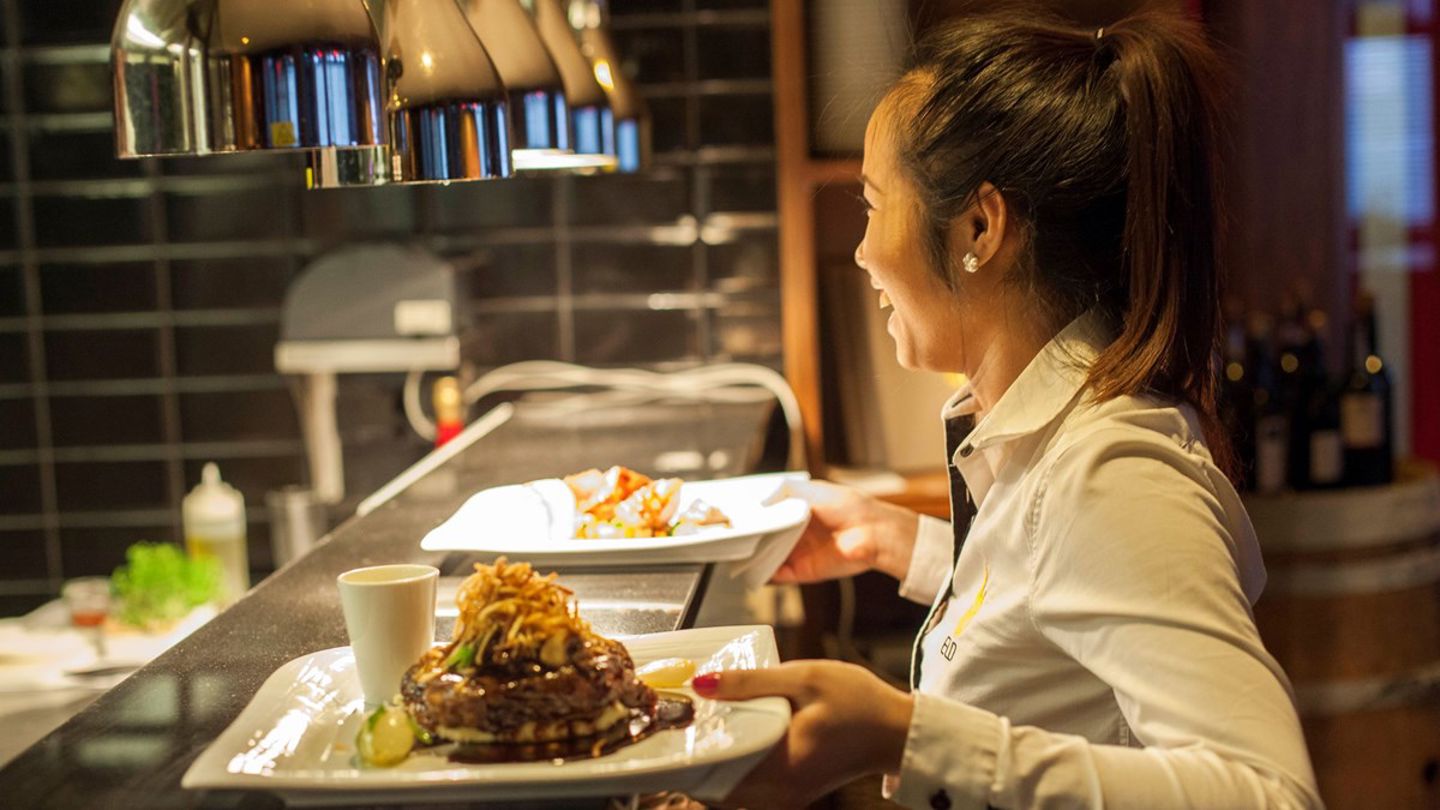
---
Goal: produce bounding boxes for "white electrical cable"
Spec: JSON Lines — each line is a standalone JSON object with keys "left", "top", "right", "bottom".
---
{"left": 459, "top": 361, "right": 807, "bottom": 470}
{"left": 403, "top": 368, "right": 437, "bottom": 442}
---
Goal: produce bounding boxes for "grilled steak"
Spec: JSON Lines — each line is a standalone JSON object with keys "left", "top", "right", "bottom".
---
{"left": 401, "top": 635, "right": 657, "bottom": 743}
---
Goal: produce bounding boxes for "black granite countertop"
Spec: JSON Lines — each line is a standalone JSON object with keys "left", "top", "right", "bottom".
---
{"left": 0, "top": 401, "right": 772, "bottom": 809}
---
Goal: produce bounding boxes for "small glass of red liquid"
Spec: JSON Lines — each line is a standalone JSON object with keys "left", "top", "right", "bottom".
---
{"left": 62, "top": 577, "right": 111, "bottom": 628}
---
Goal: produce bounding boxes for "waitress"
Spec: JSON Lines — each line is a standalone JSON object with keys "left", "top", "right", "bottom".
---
{"left": 696, "top": 8, "right": 1321, "bottom": 809}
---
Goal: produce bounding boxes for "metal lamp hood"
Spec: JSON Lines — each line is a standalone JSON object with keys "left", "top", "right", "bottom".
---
{"left": 112, "top": 0, "right": 385, "bottom": 158}
{"left": 381, "top": 0, "right": 513, "bottom": 183}
{"left": 569, "top": 0, "right": 647, "bottom": 172}
{"left": 307, "top": 0, "right": 512, "bottom": 187}
{"left": 524, "top": 0, "right": 617, "bottom": 169}
{"left": 113, "top": 0, "right": 634, "bottom": 182}
{"left": 458, "top": 0, "right": 576, "bottom": 170}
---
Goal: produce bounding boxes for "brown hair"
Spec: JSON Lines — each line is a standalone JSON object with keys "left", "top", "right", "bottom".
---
{"left": 893, "top": 8, "right": 1234, "bottom": 475}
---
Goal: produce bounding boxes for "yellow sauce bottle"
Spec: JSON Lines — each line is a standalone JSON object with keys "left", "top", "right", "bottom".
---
{"left": 183, "top": 463, "right": 249, "bottom": 608}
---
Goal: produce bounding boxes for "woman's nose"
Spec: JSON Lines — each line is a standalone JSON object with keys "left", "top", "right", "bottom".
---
{"left": 854, "top": 243, "right": 866, "bottom": 270}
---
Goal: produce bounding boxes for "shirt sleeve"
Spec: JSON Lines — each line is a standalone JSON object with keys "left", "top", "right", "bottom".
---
{"left": 891, "top": 429, "right": 1322, "bottom": 810}
{"left": 898, "top": 514, "right": 954, "bottom": 605}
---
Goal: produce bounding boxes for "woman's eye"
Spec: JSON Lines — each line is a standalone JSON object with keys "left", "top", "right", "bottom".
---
{"left": 852, "top": 192, "right": 875, "bottom": 215}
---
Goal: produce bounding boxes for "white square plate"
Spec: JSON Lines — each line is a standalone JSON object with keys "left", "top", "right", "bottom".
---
{"left": 182, "top": 625, "right": 789, "bottom": 806}
{"left": 419, "top": 473, "right": 811, "bottom": 584}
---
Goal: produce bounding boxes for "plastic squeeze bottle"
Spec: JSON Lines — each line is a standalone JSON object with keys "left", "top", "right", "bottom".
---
{"left": 183, "top": 463, "right": 250, "bottom": 608}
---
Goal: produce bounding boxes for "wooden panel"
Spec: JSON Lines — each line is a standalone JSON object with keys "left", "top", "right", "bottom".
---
{"left": 1208, "top": 0, "right": 1347, "bottom": 352}
{"left": 771, "top": 0, "right": 828, "bottom": 475}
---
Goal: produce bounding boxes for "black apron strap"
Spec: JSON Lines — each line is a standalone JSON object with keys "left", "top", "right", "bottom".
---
{"left": 910, "top": 414, "right": 978, "bottom": 690}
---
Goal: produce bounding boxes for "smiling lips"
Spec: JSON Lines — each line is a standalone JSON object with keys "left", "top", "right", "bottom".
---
{"left": 869, "top": 276, "right": 893, "bottom": 311}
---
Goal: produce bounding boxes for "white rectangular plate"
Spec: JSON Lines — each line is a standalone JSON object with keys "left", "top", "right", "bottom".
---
{"left": 419, "top": 473, "right": 811, "bottom": 583}
{"left": 182, "top": 626, "right": 789, "bottom": 806}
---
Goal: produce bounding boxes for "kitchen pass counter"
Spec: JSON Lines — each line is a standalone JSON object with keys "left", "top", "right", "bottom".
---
{"left": 0, "top": 400, "right": 774, "bottom": 809}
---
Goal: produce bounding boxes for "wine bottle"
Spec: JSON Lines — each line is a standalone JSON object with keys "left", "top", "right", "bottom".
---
{"left": 1302, "top": 307, "right": 1342, "bottom": 489}
{"left": 1341, "top": 292, "right": 1394, "bottom": 486}
{"left": 1305, "top": 375, "right": 1344, "bottom": 489}
{"left": 1249, "top": 313, "right": 1288, "bottom": 494}
{"left": 1220, "top": 313, "right": 1256, "bottom": 489}
{"left": 1276, "top": 294, "right": 1313, "bottom": 489}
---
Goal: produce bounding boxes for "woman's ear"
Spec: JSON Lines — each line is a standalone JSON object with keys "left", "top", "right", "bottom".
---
{"left": 949, "top": 181, "right": 1007, "bottom": 270}
{"left": 971, "top": 182, "right": 1007, "bottom": 267}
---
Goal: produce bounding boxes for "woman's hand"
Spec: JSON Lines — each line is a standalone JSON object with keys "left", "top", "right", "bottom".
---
{"left": 768, "top": 479, "right": 920, "bottom": 584}
{"left": 695, "top": 661, "right": 914, "bottom": 809}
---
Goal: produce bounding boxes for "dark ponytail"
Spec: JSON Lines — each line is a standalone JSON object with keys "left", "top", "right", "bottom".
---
{"left": 893, "top": 8, "right": 1235, "bottom": 477}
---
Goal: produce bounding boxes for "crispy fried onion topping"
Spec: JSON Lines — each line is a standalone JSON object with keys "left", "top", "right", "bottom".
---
{"left": 450, "top": 557, "right": 594, "bottom": 668}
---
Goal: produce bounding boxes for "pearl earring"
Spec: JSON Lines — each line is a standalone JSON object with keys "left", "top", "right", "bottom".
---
{"left": 963, "top": 252, "right": 980, "bottom": 274}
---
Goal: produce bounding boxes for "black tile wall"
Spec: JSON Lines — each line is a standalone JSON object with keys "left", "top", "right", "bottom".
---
{"left": 0, "top": 199, "right": 16, "bottom": 248}
{"left": 0, "top": 133, "right": 13, "bottom": 182}
{"left": 0, "top": 398, "right": 36, "bottom": 449}
{"left": 174, "top": 325, "right": 283, "bottom": 376}
{"left": 0, "top": 267, "right": 22, "bottom": 315}
{"left": 53, "top": 460, "right": 169, "bottom": 511}
{"left": 59, "top": 526, "right": 167, "bottom": 579}
{"left": 32, "top": 197, "right": 153, "bottom": 247}
{"left": 417, "top": 178, "right": 554, "bottom": 232}
{"left": 647, "top": 97, "right": 692, "bottom": 152}
{"left": 0, "top": 530, "right": 49, "bottom": 581}
{"left": 571, "top": 242, "right": 695, "bottom": 293}
{"left": 568, "top": 174, "right": 692, "bottom": 226}
{"left": 170, "top": 258, "right": 297, "bottom": 309}
{"left": 696, "top": 27, "right": 773, "bottom": 78}
{"left": 49, "top": 394, "right": 164, "bottom": 447}
{"left": 461, "top": 310, "right": 562, "bottom": 368}
{"left": 166, "top": 191, "right": 292, "bottom": 243}
{"left": 456, "top": 244, "right": 560, "bottom": 299}
{"left": 613, "top": 29, "right": 689, "bottom": 84}
{"left": 19, "top": 0, "right": 122, "bottom": 45}
{"left": 40, "top": 263, "right": 157, "bottom": 314}
{"left": 23, "top": 62, "right": 112, "bottom": 113}
{"left": 0, "top": 465, "right": 43, "bottom": 513}
{"left": 711, "top": 165, "right": 778, "bottom": 211}
{"left": 0, "top": 333, "right": 28, "bottom": 382}
{"left": 0, "top": 0, "right": 780, "bottom": 614}
{"left": 44, "top": 329, "right": 160, "bottom": 380}
{"left": 29, "top": 131, "right": 145, "bottom": 180}
{"left": 573, "top": 309, "right": 701, "bottom": 365}
{"left": 178, "top": 390, "right": 300, "bottom": 443}
{"left": 699, "top": 94, "right": 775, "bottom": 145}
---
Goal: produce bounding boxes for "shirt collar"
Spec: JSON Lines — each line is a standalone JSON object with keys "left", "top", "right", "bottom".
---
{"left": 941, "top": 310, "right": 1114, "bottom": 455}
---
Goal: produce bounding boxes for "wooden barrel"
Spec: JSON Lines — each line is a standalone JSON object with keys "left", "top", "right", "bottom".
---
{"left": 1248, "top": 464, "right": 1440, "bottom": 810}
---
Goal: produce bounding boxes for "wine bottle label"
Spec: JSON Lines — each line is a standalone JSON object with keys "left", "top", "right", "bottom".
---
{"left": 1341, "top": 393, "right": 1384, "bottom": 449}
{"left": 1310, "top": 430, "right": 1343, "bottom": 484}
{"left": 1256, "top": 416, "right": 1287, "bottom": 493}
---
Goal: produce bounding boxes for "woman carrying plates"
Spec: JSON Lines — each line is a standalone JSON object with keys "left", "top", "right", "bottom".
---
{"left": 700, "top": 8, "right": 1320, "bottom": 810}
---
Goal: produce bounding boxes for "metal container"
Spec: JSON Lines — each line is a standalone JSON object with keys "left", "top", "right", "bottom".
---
{"left": 266, "top": 486, "right": 329, "bottom": 567}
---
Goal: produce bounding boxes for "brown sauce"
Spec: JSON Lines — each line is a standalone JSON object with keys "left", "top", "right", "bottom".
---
{"left": 447, "top": 694, "right": 696, "bottom": 765}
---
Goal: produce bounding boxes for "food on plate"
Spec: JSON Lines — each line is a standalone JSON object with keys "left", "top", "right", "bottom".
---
{"left": 563, "top": 466, "right": 732, "bottom": 539}
{"left": 398, "top": 558, "right": 691, "bottom": 760}
{"left": 635, "top": 657, "right": 697, "bottom": 690}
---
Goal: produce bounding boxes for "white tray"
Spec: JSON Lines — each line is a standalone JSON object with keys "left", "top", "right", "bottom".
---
{"left": 182, "top": 625, "right": 789, "bottom": 806}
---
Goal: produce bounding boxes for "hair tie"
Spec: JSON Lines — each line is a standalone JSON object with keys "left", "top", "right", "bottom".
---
{"left": 1095, "top": 26, "right": 1105, "bottom": 40}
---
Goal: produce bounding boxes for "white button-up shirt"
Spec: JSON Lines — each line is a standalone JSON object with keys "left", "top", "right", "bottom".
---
{"left": 887, "top": 313, "right": 1322, "bottom": 809}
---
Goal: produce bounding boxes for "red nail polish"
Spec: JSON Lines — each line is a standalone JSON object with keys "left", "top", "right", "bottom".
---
{"left": 692, "top": 672, "right": 720, "bottom": 695}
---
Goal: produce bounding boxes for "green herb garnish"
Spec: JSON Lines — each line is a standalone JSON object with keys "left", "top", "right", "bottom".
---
{"left": 110, "top": 542, "right": 219, "bottom": 630}
{"left": 443, "top": 642, "right": 475, "bottom": 670}
{"left": 406, "top": 714, "right": 435, "bottom": 746}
